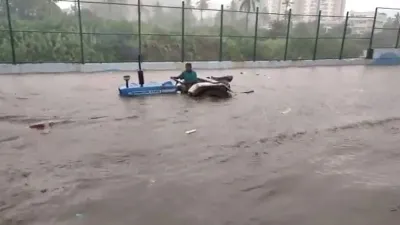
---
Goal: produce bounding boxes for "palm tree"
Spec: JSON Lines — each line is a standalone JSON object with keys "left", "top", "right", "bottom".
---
{"left": 152, "top": 1, "right": 165, "bottom": 24}
{"left": 184, "top": 0, "right": 195, "bottom": 25}
{"left": 186, "top": 0, "right": 193, "bottom": 7}
{"left": 394, "top": 12, "right": 400, "bottom": 28}
{"left": 281, "top": 0, "right": 293, "bottom": 21}
{"left": 228, "top": 0, "right": 238, "bottom": 25}
{"left": 101, "top": 0, "right": 129, "bottom": 20}
{"left": 239, "top": 0, "right": 260, "bottom": 31}
{"left": 197, "top": 0, "right": 210, "bottom": 23}
{"left": 260, "top": 6, "right": 270, "bottom": 26}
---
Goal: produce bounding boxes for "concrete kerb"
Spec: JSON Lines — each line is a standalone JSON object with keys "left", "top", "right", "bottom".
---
{"left": 0, "top": 59, "right": 371, "bottom": 74}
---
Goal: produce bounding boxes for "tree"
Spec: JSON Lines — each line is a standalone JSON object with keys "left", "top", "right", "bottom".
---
{"left": 152, "top": 1, "right": 165, "bottom": 25}
{"left": 185, "top": 0, "right": 193, "bottom": 7}
{"left": 239, "top": 0, "right": 259, "bottom": 31}
{"left": 0, "top": 1, "right": 371, "bottom": 63}
{"left": 269, "top": 20, "right": 287, "bottom": 38}
{"left": 197, "top": 0, "right": 210, "bottom": 23}
{"left": 84, "top": 0, "right": 130, "bottom": 21}
{"left": 281, "top": 0, "right": 293, "bottom": 21}
{"left": 227, "top": 0, "right": 238, "bottom": 25}
{"left": 230, "top": 0, "right": 238, "bottom": 11}
{"left": 1, "top": 0, "right": 62, "bottom": 19}
{"left": 393, "top": 13, "right": 400, "bottom": 28}
{"left": 184, "top": 0, "right": 196, "bottom": 26}
{"left": 259, "top": 6, "right": 269, "bottom": 26}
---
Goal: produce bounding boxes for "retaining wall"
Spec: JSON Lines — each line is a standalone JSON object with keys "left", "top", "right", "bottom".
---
{"left": 0, "top": 58, "right": 371, "bottom": 74}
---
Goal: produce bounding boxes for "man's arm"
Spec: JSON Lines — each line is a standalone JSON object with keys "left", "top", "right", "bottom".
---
{"left": 171, "top": 72, "right": 185, "bottom": 80}
{"left": 176, "top": 72, "right": 185, "bottom": 79}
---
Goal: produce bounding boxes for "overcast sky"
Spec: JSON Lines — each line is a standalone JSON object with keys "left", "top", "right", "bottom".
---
{"left": 58, "top": 0, "right": 400, "bottom": 12}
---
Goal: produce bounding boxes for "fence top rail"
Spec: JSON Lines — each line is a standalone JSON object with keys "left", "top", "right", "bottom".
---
{"left": 183, "top": 6, "right": 220, "bottom": 12}
{"left": 223, "top": 9, "right": 258, "bottom": 14}
{"left": 318, "top": 15, "right": 346, "bottom": 18}
{"left": 61, "top": 0, "right": 181, "bottom": 9}
{"left": 257, "top": 11, "right": 287, "bottom": 16}
{"left": 376, "top": 7, "right": 400, "bottom": 10}
{"left": 63, "top": 0, "right": 137, "bottom": 7}
{"left": 348, "top": 16, "right": 375, "bottom": 19}
{"left": 375, "top": 27, "right": 400, "bottom": 31}
{"left": 291, "top": 13, "right": 319, "bottom": 17}
{"left": 58, "top": 0, "right": 354, "bottom": 18}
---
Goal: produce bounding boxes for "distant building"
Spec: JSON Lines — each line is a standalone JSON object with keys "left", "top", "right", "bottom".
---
{"left": 83, "top": 0, "right": 183, "bottom": 21}
{"left": 299, "top": 0, "right": 345, "bottom": 16}
{"left": 266, "top": 0, "right": 285, "bottom": 16}
{"left": 348, "top": 11, "right": 388, "bottom": 34}
{"left": 266, "top": 0, "right": 346, "bottom": 22}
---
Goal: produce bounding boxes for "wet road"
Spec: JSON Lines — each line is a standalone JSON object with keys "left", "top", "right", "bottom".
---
{"left": 1, "top": 65, "right": 400, "bottom": 225}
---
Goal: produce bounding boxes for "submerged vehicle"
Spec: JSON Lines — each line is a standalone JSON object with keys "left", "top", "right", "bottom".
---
{"left": 173, "top": 76, "right": 233, "bottom": 98}
{"left": 118, "top": 55, "right": 233, "bottom": 98}
{"left": 119, "top": 75, "right": 233, "bottom": 98}
{"left": 118, "top": 76, "right": 177, "bottom": 96}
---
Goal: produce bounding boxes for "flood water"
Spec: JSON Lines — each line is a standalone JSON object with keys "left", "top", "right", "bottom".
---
{"left": 1, "top": 65, "right": 400, "bottom": 225}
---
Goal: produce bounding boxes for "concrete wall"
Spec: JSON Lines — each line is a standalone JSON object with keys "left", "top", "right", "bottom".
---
{"left": 0, "top": 59, "right": 371, "bottom": 74}
{"left": 372, "top": 48, "right": 400, "bottom": 65}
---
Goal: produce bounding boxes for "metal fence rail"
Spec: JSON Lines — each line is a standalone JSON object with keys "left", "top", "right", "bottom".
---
{"left": 1, "top": 0, "right": 399, "bottom": 64}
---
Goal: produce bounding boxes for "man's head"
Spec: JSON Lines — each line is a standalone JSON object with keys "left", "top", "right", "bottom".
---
{"left": 185, "top": 63, "right": 192, "bottom": 72}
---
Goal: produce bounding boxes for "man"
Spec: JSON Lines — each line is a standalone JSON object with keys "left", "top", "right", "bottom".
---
{"left": 171, "top": 63, "right": 198, "bottom": 93}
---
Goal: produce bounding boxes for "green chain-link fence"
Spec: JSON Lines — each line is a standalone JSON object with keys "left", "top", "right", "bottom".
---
{"left": 0, "top": 0, "right": 399, "bottom": 64}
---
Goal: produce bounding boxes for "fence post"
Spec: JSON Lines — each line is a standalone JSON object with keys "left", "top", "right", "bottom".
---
{"left": 181, "top": 1, "right": 185, "bottom": 62}
{"left": 219, "top": 4, "right": 224, "bottom": 62}
{"left": 339, "top": 11, "right": 349, "bottom": 59}
{"left": 395, "top": 25, "right": 400, "bottom": 48}
{"left": 252, "top": 7, "right": 259, "bottom": 62}
{"left": 313, "top": 10, "right": 321, "bottom": 60}
{"left": 77, "top": 0, "right": 85, "bottom": 64}
{"left": 369, "top": 8, "right": 378, "bottom": 49}
{"left": 5, "top": 0, "right": 16, "bottom": 64}
{"left": 367, "top": 8, "right": 378, "bottom": 59}
{"left": 284, "top": 9, "right": 292, "bottom": 61}
{"left": 138, "top": 0, "right": 142, "bottom": 56}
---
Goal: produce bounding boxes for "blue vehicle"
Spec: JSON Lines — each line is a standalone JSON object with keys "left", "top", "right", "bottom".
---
{"left": 118, "top": 54, "right": 178, "bottom": 97}
{"left": 118, "top": 77, "right": 177, "bottom": 97}
{"left": 118, "top": 55, "right": 233, "bottom": 98}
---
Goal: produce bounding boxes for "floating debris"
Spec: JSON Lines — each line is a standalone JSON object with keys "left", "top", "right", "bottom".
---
{"left": 29, "top": 122, "right": 50, "bottom": 130}
{"left": 242, "top": 90, "right": 255, "bottom": 94}
{"left": 29, "top": 120, "right": 73, "bottom": 131}
{"left": 89, "top": 116, "right": 107, "bottom": 120}
{"left": 21, "top": 172, "right": 31, "bottom": 178}
{"left": 282, "top": 108, "right": 292, "bottom": 114}
{"left": 0, "top": 136, "right": 19, "bottom": 143}
{"left": 185, "top": 129, "right": 197, "bottom": 134}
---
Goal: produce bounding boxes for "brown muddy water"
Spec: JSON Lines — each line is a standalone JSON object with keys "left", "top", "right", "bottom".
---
{"left": 1, "top": 65, "right": 400, "bottom": 225}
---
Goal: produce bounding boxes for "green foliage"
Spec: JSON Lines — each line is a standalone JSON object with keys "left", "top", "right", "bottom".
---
{"left": 0, "top": 0, "right": 396, "bottom": 63}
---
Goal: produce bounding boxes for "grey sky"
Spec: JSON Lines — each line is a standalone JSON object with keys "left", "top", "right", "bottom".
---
{"left": 58, "top": 0, "right": 400, "bottom": 12}
{"left": 217, "top": 0, "right": 400, "bottom": 11}
{"left": 346, "top": 0, "right": 400, "bottom": 11}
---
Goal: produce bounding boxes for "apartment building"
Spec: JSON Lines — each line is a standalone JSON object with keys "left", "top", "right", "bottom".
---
{"left": 83, "top": 0, "right": 182, "bottom": 21}
{"left": 267, "top": 0, "right": 284, "bottom": 15}
{"left": 348, "top": 11, "right": 388, "bottom": 34}
{"left": 297, "top": 0, "right": 345, "bottom": 16}
{"left": 267, "top": 0, "right": 345, "bottom": 22}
